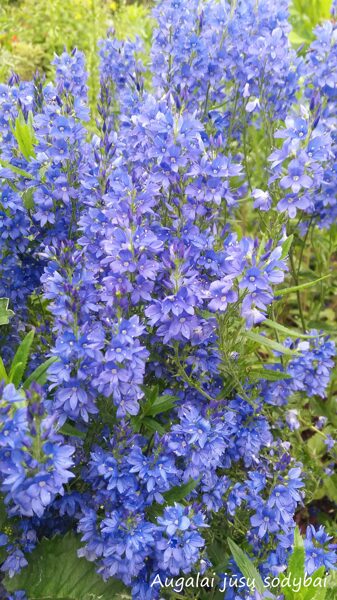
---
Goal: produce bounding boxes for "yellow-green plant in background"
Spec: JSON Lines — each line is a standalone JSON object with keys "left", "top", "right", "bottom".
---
{"left": 0, "top": 0, "right": 153, "bottom": 108}
{"left": 0, "top": 0, "right": 108, "bottom": 80}
{"left": 290, "top": 0, "right": 333, "bottom": 45}
{"left": 0, "top": 0, "right": 334, "bottom": 101}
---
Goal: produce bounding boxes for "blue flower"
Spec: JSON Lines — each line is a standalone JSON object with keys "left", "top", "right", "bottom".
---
{"left": 208, "top": 280, "right": 238, "bottom": 312}
{"left": 305, "top": 525, "right": 337, "bottom": 575}
{"left": 251, "top": 506, "right": 280, "bottom": 538}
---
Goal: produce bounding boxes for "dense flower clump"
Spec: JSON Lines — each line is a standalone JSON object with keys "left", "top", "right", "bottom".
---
{"left": 0, "top": 0, "right": 336, "bottom": 599}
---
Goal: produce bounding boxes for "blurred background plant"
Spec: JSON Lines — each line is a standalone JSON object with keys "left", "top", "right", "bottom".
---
{"left": 0, "top": 0, "right": 153, "bottom": 108}
{"left": 290, "top": 0, "right": 333, "bottom": 45}
{"left": 0, "top": 0, "right": 334, "bottom": 105}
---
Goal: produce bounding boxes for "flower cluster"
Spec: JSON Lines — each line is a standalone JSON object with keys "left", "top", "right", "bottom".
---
{"left": 305, "top": 525, "right": 337, "bottom": 575}
{"left": 0, "top": 383, "right": 74, "bottom": 518}
{"left": 261, "top": 333, "right": 336, "bottom": 406}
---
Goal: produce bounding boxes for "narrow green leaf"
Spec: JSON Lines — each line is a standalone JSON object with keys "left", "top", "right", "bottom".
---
{"left": 130, "top": 415, "right": 142, "bottom": 433}
{"left": 287, "top": 526, "right": 305, "bottom": 583}
{"left": 11, "top": 110, "right": 37, "bottom": 160}
{"left": 144, "top": 394, "right": 177, "bottom": 417}
{"left": 142, "top": 417, "right": 166, "bottom": 435}
{"left": 147, "top": 480, "right": 199, "bottom": 524}
{"left": 143, "top": 384, "right": 159, "bottom": 405}
{"left": 277, "top": 275, "right": 331, "bottom": 296}
{"left": 312, "top": 587, "right": 328, "bottom": 600}
{"left": 311, "top": 588, "right": 328, "bottom": 600}
{"left": 60, "top": 422, "right": 86, "bottom": 440}
{"left": 146, "top": 503, "right": 163, "bottom": 521}
{"left": 228, "top": 538, "right": 265, "bottom": 595}
{"left": 0, "top": 356, "right": 8, "bottom": 383}
{"left": 264, "top": 318, "right": 318, "bottom": 339}
{"left": 322, "top": 475, "right": 337, "bottom": 504}
{"left": 0, "top": 158, "right": 35, "bottom": 180}
{"left": 9, "top": 329, "right": 35, "bottom": 387}
{"left": 279, "top": 573, "right": 295, "bottom": 600}
{"left": 0, "top": 297, "right": 14, "bottom": 326}
{"left": 9, "top": 362, "right": 24, "bottom": 385}
{"left": 163, "top": 478, "right": 199, "bottom": 504}
{"left": 302, "top": 567, "right": 327, "bottom": 600}
{"left": 22, "top": 188, "right": 35, "bottom": 210}
{"left": 248, "top": 367, "right": 291, "bottom": 382}
{"left": 281, "top": 234, "right": 294, "bottom": 259}
{"left": 22, "top": 356, "right": 58, "bottom": 389}
{"left": 246, "top": 331, "right": 300, "bottom": 356}
{"left": 325, "top": 570, "right": 337, "bottom": 600}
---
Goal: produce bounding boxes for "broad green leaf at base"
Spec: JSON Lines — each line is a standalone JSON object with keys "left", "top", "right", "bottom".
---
{"left": 4, "top": 533, "right": 129, "bottom": 600}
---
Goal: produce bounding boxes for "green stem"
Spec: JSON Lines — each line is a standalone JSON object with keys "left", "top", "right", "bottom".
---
{"left": 173, "top": 345, "right": 216, "bottom": 403}
{"left": 289, "top": 250, "right": 306, "bottom": 332}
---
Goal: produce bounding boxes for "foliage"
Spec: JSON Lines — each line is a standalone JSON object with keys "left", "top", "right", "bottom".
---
{"left": 229, "top": 527, "right": 331, "bottom": 599}
{"left": 4, "top": 533, "right": 128, "bottom": 599}
{"left": 0, "top": 0, "right": 153, "bottom": 109}
{"left": 290, "top": 0, "right": 333, "bottom": 45}
{"left": 0, "top": 299, "right": 14, "bottom": 326}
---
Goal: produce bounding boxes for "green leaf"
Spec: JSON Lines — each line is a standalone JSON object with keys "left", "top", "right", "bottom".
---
{"left": 4, "top": 533, "right": 128, "bottom": 599}
{"left": 59, "top": 422, "right": 86, "bottom": 440}
{"left": 263, "top": 318, "right": 318, "bottom": 339}
{"left": 0, "top": 158, "right": 35, "bottom": 180}
{"left": 207, "top": 540, "right": 230, "bottom": 570}
{"left": 10, "top": 109, "right": 37, "bottom": 160}
{"left": 281, "top": 234, "right": 294, "bottom": 259}
{"left": 0, "top": 297, "right": 14, "bottom": 326}
{"left": 248, "top": 367, "right": 291, "bottom": 382}
{"left": 307, "top": 433, "right": 327, "bottom": 457}
{"left": 287, "top": 527, "right": 305, "bottom": 584}
{"left": 246, "top": 331, "right": 300, "bottom": 356}
{"left": 146, "top": 503, "right": 164, "bottom": 521}
{"left": 277, "top": 274, "right": 331, "bottom": 296}
{"left": 310, "top": 587, "right": 328, "bottom": 600}
{"left": 22, "top": 188, "right": 35, "bottom": 210}
{"left": 144, "top": 394, "right": 177, "bottom": 417}
{"left": 322, "top": 475, "right": 337, "bottom": 504}
{"left": 142, "top": 416, "right": 166, "bottom": 435}
{"left": 325, "top": 570, "right": 337, "bottom": 600}
{"left": 310, "top": 398, "right": 337, "bottom": 428}
{"left": 302, "top": 567, "right": 327, "bottom": 600}
{"left": 143, "top": 384, "right": 159, "bottom": 404}
{"left": 22, "top": 356, "right": 58, "bottom": 389}
{"left": 163, "top": 478, "right": 199, "bottom": 504}
{"left": 9, "top": 329, "right": 35, "bottom": 387}
{"left": 228, "top": 538, "right": 265, "bottom": 595}
{"left": 0, "top": 356, "right": 8, "bottom": 383}
{"left": 281, "top": 566, "right": 326, "bottom": 600}
{"left": 9, "top": 361, "right": 24, "bottom": 385}
{"left": 147, "top": 478, "right": 200, "bottom": 522}
{"left": 289, "top": 30, "right": 311, "bottom": 46}
{"left": 132, "top": 388, "right": 177, "bottom": 435}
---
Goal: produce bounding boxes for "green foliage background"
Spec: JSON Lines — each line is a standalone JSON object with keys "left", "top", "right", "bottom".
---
{"left": 0, "top": 0, "right": 153, "bottom": 108}
{"left": 0, "top": 0, "right": 334, "bottom": 95}
{"left": 290, "top": 0, "right": 333, "bottom": 45}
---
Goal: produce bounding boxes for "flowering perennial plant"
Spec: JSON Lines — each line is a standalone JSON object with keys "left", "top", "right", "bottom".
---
{"left": 0, "top": 1, "right": 337, "bottom": 599}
